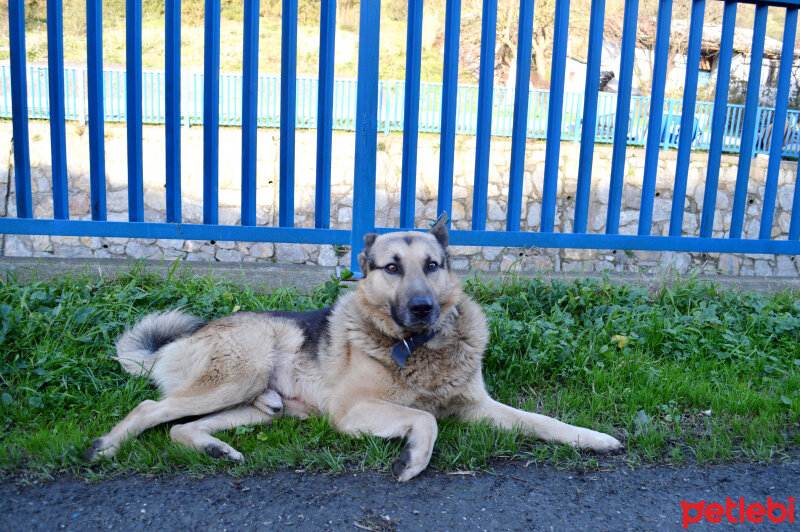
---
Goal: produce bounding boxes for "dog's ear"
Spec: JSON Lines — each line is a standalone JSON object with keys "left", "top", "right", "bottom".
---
{"left": 357, "top": 233, "right": 378, "bottom": 277}
{"left": 429, "top": 212, "right": 449, "bottom": 249}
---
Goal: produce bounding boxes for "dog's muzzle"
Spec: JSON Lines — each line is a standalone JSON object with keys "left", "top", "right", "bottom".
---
{"left": 409, "top": 297, "right": 435, "bottom": 321}
{"left": 392, "top": 296, "right": 440, "bottom": 329}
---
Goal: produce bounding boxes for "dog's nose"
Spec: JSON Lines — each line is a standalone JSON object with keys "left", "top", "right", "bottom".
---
{"left": 409, "top": 297, "right": 434, "bottom": 318}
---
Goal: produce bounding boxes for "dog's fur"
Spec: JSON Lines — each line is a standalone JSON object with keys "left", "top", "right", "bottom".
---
{"left": 86, "top": 215, "right": 622, "bottom": 481}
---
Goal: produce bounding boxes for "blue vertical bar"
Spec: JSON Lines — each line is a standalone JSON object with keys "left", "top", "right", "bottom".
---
{"left": 115, "top": 71, "right": 121, "bottom": 121}
{"left": 33, "top": 67, "right": 40, "bottom": 118}
{"left": 507, "top": 0, "right": 534, "bottom": 232}
{"left": 241, "top": 0, "right": 259, "bottom": 226}
{"left": 229, "top": 75, "right": 234, "bottom": 125}
{"left": 69, "top": 69, "right": 74, "bottom": 119}
{"left": 734, "top": 106, "right": 743, "bottom": 151}
{"left": 669, "top": 0, "right": 704, "bottom": 236}
{"left": 86, "top": 0, "right": 106, "bottom": 220}
{"left": 756, "top": 108, "right": 769, "bottom": 152}
{"left": 393, "top": 80, "right": 400, "bottom": 130}
{"left": 437, "top": 0, "right": 460, "bottom": 222}
{"left": 350, "top": 0, "right": 381, "bottom": 275}
{"left": 126, "top": 0, "right": 144, "bottom": 222}
{"left": 760, "top": 7, "right": 797, "bottom": 240}
{"left": 165, "top": 0, "right": 181, "bottom": 223}
{"left": 316, "top": 0, "right": 336, "bottom": 229}
{"left": 606, "top": 0, "right": 639, "bottom": 234}
{"left": 400, "top": 0, "right": 423, "bottom": 228}
{"left": 541, "top": 0, "right": 570, "bottom": 233}
{"left": 730, "top": 4, "right": 767, "bottom": 239}
{"left": 157, "top": 72, "right": 162, "bottom": 121}
{"left": 278, "top": 0, "right": 297, "bottom": 227}
{"left": 47, "top": 0, "right": 69, "bottom": 219}
{"left": 471, "top": 0, "right": 497, "bottom": 231}
{"left": 8, "top": 0, "right": 32, "bottom": 218}
{"left": 203, "top": 0, "right": 220, "bottom": 224}
{"left": 700, "top": 0, "right": 736, "bottom": 238}
{"left": 279, "top": 0, "right": 298, "bottom": 227}
{"left": 191, "top": 74, "right": 196, "bottom": 124}
{"left": 574, "top": 0, "right": 605, "bottom": 233}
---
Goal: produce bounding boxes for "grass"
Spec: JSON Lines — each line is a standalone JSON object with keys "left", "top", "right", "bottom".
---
{"left": 1, "top": 263, "right": 799, "bottom": 480}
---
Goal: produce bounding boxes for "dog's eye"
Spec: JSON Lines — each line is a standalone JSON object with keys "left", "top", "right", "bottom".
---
{"left": 426, "top": 261, "right": 439, "bottom": 272}
{"left": 384, "top": 263, "right": 399, "bottom": 274}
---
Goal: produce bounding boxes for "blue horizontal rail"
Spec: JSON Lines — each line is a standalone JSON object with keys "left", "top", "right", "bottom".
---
{"left": 2, "top": 64, "right": 800, "bottom": 157}
{"left": 0, "top": 218, "right": 350, "bottom": 244}
{"left": 2, "top": 218, "right": 798, "bottom": 256}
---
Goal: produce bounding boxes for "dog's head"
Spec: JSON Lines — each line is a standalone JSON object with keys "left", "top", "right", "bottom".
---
{"left": 356, "top": 213, "right": 460, "bottom": 336}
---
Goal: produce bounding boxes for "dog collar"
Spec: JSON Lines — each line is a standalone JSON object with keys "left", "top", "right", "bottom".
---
{"left": 390, "top": 330, "right": 437, "bottom": 368}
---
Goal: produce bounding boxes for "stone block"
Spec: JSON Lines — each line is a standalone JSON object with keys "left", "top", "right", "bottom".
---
{"left": 156, "top": 239, "right": 184, "bottom": 250}
{"left": 776, "top": 256, "right": 797, "bottom": 277}
{"left": 717, "top": 254, "right": 740, "bottom": 276}
{"left": 449, "top": 246, "right": 481, "bottom": 257}
{"left": 338, "top": 207, "right": 352, "bottom": 224}
{"left": 526, "top": 203, "right": 541, "bottom": 229}
{"left": 660, "top": 252, "right": 691, "bottom": 274}
{"left": 250, "top": 242, "right": 274, "bottom": 259}
{"left": 562, "top": 260, "right": 590, "bottom": 273}
{"left": 652, "top": 199, "right": 671, "bottom": 222}
{"left": 54, "top": 246, "right": 94, "bottom": 258}
{"left": 5, "top": 235, "right": 32, "bottom": 256}
{"left": 753, "top": 260, "right": 772, "bottom": 277}
{"left": 451, "top": 258, "right": 470, "bottom": 271}
{"left": 216, "top": 248, "right": 243, "bottom": 262}
{"left": 317, "top": 246, "right": 339, "bottom": 267}
{"left": 482, "top": 246, "right": 503, "bottom": 261}
{"left": 499, "top": 255, "right": 521, "bottom": 272}
{"left": 778, "top": 185, "right": 794, "bottom": 211}
{"left": 487, "top": 200, "right": 505, "bottom": 221}
{"left": 595, "top": 261, "right": 615, "bottom": 272}
{"left": 275, "top": 243, "right": 309, "bottom": 264}
{"left": 186, "top": 252, "right": 213, "bottom": 262}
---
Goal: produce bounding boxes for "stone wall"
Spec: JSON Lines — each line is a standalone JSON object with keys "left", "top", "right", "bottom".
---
{"left": 1, "top": 120, "right": 798, "bottom": 277}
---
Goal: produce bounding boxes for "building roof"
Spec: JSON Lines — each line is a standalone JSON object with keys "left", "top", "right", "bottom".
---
{"left": 671, "top": 20, "right": 799, "bottom": 59}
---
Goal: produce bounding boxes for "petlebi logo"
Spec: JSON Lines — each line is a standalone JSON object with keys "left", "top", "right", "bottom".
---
{"left": 681, "top": 497, "right": 796, "bottom": 528}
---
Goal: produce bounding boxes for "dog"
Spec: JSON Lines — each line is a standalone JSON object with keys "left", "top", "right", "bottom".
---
{"left": 85, "top": 214, "right": 622, "bottom": 481}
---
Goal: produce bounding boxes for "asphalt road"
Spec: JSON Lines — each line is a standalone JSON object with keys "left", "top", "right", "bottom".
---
{"left": 2, "top": 460, "right": 798, "bottom": 531}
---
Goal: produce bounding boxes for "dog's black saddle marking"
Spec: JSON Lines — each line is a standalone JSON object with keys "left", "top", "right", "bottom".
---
{"left": 259, "top": 307, "right": 333, "bottom": 356}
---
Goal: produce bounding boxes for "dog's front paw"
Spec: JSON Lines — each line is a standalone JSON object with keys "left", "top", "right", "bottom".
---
{"left": 84, "top": 437, "right": 118, "bottom": 461}
{"left": 390, "top": 443, "right": 430, "bottom": 482}
{"left": 575, "top": 429, "right": 623, "bottom": 453}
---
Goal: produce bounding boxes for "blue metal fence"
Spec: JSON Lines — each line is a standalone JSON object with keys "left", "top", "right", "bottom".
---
{"left": 4, "top": 63, "right": 800, "bottom": 156}
{"left": 3, "top": 0, "right": 800, "bottom": 273}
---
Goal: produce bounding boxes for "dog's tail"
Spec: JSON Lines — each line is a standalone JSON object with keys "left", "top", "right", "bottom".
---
{"left": 115, "top": 310, "right": 206, "bottom": 376}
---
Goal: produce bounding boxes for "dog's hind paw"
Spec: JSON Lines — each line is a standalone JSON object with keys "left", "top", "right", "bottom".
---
{"left": 253, "top": 389, "right": 283, "bottom": 416}
{"left": 204, "top": 443, "right": 244, "bottom": 461}
{"left": 84, "top": 438, "right": 118, "bottom": 461}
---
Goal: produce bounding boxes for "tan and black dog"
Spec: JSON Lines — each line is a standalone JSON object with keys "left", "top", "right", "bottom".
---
{"left": 86, "top": 214, "right": 622, "bottom": 481}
